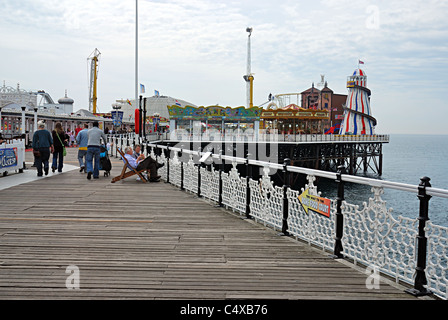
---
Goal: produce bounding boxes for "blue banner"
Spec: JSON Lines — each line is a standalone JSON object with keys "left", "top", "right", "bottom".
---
{"left": 111, "top": 111, "right": 124, "bottom": 126}
{"left": 0, "top": 148, "right": 18, "bottom": 169}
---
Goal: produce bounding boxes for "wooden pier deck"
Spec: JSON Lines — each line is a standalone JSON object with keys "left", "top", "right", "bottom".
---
{"left": 0, "top": 148, "right": 425, "bottom": 300}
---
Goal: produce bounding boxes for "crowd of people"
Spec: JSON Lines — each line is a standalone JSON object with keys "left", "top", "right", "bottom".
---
{"left": 31, "top": 122, "right": 161, "bottom": 181}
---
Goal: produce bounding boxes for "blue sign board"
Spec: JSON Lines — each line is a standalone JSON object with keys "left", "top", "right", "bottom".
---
{"left": 111, "top": 111, "right": 124, "bottom": 126}
{"left": 0, "top": 148, "right": 18, "bottom": 169}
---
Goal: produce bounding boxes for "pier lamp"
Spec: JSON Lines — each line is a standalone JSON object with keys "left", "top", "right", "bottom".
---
{"left": 33, "top": 107, "right": 38, "bottom": 133}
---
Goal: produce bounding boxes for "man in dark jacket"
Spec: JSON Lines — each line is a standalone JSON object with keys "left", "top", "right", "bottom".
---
{"left": 32, "top": 121, "right": 54, "bottom": 177}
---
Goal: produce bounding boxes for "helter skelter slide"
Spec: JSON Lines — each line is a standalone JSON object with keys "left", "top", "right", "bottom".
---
{"left": 340, "top": 67, "right": 377, "bottom": 135}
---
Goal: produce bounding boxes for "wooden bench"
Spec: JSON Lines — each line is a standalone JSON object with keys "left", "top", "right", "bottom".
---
{"left": 111, "top": 147, "right": 148, "bottom": 183}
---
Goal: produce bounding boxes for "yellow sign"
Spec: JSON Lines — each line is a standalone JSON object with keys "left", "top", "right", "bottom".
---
{"left": 298, "top": 189, "right": 331, "bottom": 217}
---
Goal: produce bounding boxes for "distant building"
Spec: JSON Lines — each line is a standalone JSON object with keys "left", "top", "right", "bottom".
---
{"left": 0, "top": 82, "right": 74, "bottom": 115}
{"left": 0, "top": 82, "right": 37, "bottom": 111}
{"left": 113, "top": 95, "right": 197, "bottom": 126}
{"left": 300, "top": 81, "right": 347, "bottom": 130}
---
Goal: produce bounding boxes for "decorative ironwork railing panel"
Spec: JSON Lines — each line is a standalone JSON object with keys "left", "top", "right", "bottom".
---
{"left": 426, "top": 221, "right": 448, "bottom": 299}
{"left": 183, "top": 156, "right": 199, "bottom": 194}
{"left": 341, "top": 187, "right": 418, "bottom": 284}
{"left": 200, "top": 166, "right": 220, "bottom": 203}
{"left": 168, "top": 154, "right": 182, "bottom": 188}
{"left": 249, "top": 167, "right": 283, "bottom": 230}
{"left": 222, "top": 162, "right": 247, "bottom": 215}
{"left": 287, "top": 175, "right": 337, "bottom": 251}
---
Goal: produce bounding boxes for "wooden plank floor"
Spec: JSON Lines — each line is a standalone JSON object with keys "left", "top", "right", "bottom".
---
{"left": 0, "top": 147, "right": 423, "bottom": 300}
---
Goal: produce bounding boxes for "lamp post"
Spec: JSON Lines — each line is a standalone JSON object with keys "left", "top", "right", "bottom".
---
{"left": 142, "top": 97, "right": 147, "bottom": 153}
{"left": 33, "top": 107, "right": 38, "bottom": 134}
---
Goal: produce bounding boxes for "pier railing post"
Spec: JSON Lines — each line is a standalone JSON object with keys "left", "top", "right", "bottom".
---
{"left": 406, "top": 176, "right": 432, "bottom": 297}
{"left": 166, "top": 146, "right": 170, "bottom": 184}
{"left": 197, "top": 147, "right": 202, "bottom": 198}
{"left": 245, "top": 157, "right": 252, "bottom": 219}
{"left": 180, "top": 150, "right": 184, "bottom": 190}
{"left": 332, "top": 165, "right": 346, "bottom": 259}
{"left": 280, "top": 158, "right": 291, "bottom": 236}
{"left": 218, "top": 151, "right": 223, "bottom": 207}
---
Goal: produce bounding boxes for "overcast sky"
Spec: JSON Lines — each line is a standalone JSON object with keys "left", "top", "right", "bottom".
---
{"left": 1, "top": 0, "right": 447, "bottom": 134}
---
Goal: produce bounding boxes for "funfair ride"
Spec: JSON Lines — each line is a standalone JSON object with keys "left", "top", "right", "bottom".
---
{"left": 340, "top": 68, "right": 377, "bottom": 135}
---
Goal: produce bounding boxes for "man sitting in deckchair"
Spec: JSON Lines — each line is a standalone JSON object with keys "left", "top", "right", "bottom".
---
{"left": 123, "top": 146, "right": 163, "bottom": 182}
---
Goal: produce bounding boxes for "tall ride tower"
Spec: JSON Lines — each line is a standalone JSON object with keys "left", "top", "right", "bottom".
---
{"left": 340, "top": 68, "right": 377, "bottom": 135}
{"left": 88, "top": 48, "right": 101, "bottom": 114}
{"left": 243, "top": 27, "right": 254, "bottom": 109}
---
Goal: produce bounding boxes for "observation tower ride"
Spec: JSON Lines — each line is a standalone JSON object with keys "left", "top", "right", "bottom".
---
{"left": 340, "top": 68, "right": 377, "bottom": 135}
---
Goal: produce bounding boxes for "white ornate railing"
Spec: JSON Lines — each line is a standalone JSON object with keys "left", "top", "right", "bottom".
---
{"left": 109, "top": 136, "right": 448, "bottom": 300}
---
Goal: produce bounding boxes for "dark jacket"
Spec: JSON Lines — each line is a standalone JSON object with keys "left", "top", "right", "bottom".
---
{"left": 32, "top": 129, "right": 53, "bottom": 150}
{"left": 52, "top": 130, "right": 69, "bottom": 152}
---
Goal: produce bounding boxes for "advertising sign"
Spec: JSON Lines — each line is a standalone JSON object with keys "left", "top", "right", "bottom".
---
{"left": 112, "top": 110, "right": 124, "bottom": 126}
{"left": 298, "top": 188, "right": 331, "bottom": 218}
{"left": 0, "top": 148, "right": 18, "bottom": 170}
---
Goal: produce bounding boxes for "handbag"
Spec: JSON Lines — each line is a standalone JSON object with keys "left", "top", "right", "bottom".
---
{"left": 56, "top": 132, "right": 67, "bottom": 157}
{"left": 33, "top": 134, "right": 41, "bottom": 158}
{"left": 33, "top": 149, "right": 41, "bottom": 158}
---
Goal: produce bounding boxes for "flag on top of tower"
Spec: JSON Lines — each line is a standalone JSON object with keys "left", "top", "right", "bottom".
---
{"left": 358, "top": 60, "right": 365, "bottom": 64}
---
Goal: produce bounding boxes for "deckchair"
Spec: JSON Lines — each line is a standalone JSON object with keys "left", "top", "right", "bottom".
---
{"left": 111, "top": 147, "right": 148, "bottom": 183}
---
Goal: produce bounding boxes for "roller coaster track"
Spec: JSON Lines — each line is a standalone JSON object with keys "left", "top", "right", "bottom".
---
{"left": 33, "top": 91, "right": 55, "bottom": 105}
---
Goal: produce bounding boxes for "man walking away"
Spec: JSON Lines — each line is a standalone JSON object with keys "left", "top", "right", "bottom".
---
{"left": 32, "top": 121, "right": 54, "bottom": 177}
{"left": 76, "top": 123, "right": 89, "bottom": 172}
{"left": 86, "top": 121, "right": 107, "bottom": 180}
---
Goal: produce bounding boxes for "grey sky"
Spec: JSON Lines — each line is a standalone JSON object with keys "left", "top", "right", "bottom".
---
{"left": 1, "top": 0, "right": 447, "bottom": 134}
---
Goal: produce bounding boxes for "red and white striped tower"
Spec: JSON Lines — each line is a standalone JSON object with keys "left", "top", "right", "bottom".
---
{"left": 340, "top": 64, "right": 377, "bottom": 135}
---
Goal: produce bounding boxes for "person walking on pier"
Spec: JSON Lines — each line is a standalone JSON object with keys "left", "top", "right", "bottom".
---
{"left": 51, "top": 123, "right": 69, "bottom": 173}
{"left": 86, "top": 121, "right": 107, "bottom": 180}
{"left": 32, "top": 121, "right": 54, "bottom": 177}
{"left": 76, "top": 123, "right": 89, "bottom": 173}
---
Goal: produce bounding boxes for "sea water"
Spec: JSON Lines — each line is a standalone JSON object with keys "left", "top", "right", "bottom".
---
{"left": 318, "top": 134, "right": 448, "bottom": 228}
{"left": 381, "top": 134, "right": 448, "bottom": 228}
